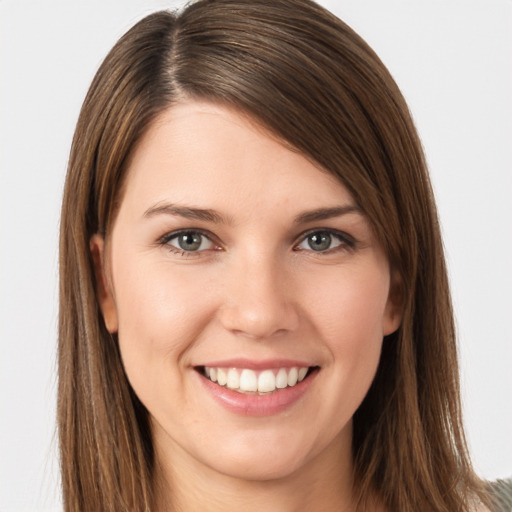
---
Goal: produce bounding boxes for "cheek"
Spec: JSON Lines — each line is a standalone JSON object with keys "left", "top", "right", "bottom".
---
{"left": 303, "top": 262, "right": 391, "bottom": 347}
{"left": 279, "top": 263, "right": 390, "bottom": 444}
{"left": 301, "top": 262, "right": 389, "bottom": 405}
{"left": 112, "top": 257, "right": 216, "bottom": 386}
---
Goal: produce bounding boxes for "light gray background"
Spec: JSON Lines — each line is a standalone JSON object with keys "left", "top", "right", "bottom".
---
{"left": 1, "top": 1, "right": 511, "bottom": 510}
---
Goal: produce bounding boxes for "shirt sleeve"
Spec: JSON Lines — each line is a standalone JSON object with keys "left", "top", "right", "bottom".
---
{"left": 488, "top": 478, "right": 512, "bottom": 512}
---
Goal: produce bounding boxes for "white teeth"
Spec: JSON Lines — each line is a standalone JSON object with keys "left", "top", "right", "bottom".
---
{"left": 276, "top": 368, "right": 288, "bottom": 389}
{"left": 258, "top": 370, "right": 276, "bottom": 393}
{"left": 203, "top": 365, "right": 312, "bottom": 394}
{"left": 227, "top": 368, "right": 239, "bottom": 389}
{"left": 240, "top": 369, "right": 257, "bottom": 392}
{"left": 287, "top": 367, "right": 298, "bottom": 386}
{"left": 217, "top": 368, "right": 227, "bottom": 386}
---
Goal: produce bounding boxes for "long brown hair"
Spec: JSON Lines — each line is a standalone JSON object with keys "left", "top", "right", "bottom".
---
{"left": 59, "top": 1, "right": 488, "bottom": 510}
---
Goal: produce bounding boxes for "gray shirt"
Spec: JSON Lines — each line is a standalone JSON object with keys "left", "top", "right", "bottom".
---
{"left": 489, "top": 478, "right": 512, "bottom": 512}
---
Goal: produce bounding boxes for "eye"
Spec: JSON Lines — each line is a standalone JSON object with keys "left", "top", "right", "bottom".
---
{"left": 161, "top": 230, "right": 217, "bottom": 253}
{"left": 295, "top": 230, "right": 353, "bottom": 253}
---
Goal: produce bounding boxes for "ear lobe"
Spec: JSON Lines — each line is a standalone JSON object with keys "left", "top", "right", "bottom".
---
{"left": 90, "top": 234, "right": 118, "bottom": 333}
{"left": 383, "top": 271, "right": 403, "bottom": 336}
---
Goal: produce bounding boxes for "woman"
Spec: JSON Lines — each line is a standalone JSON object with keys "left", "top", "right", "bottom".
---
{"left": 58, "top": 0, "right": 507, "bottom": 510}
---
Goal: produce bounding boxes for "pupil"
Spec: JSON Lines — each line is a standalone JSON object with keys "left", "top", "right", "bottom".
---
{"left": 179, "top": 233, "right": 201, "bottom": 251}
{"left": 308, "top": 233, "right": 331, "bottom": 251}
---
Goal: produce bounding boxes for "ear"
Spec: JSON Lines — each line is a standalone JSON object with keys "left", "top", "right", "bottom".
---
{"left": 90, "top": 234, "right": 118, "bottom": 333}
{"left": 383, "top": 270, "right": 403, "bottom": 336}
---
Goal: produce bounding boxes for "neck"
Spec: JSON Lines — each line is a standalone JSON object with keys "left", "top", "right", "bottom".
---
{"left": 153, "top": 429, "right": 357, "bottom": 512}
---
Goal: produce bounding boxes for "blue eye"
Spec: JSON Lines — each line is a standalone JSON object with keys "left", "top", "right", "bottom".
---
{"left": 164, "top": 231, "right": 216, "bottom": 253}
{"left": 295, "top": 230, "right": 352, "bottom": 253}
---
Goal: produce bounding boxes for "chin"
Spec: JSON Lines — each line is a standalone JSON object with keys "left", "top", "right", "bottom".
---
{"left": 208, "top": 451, "right": 308, "bottom": 482}
{"left": 197, "top": 429, "right": 323, "bottom": 482}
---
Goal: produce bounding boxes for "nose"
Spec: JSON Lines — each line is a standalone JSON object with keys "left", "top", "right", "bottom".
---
{"left": 218, "top": 252, "right": 300, "bottom": 340}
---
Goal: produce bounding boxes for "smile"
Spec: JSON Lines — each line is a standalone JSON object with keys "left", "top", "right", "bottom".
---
{"left": 201, "top": 366, "right": 313, "bottom": 394}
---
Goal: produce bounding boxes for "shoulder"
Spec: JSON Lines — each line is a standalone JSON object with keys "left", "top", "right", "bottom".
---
{"left": 486, "top": 478, "right": 512, "bottom": 512}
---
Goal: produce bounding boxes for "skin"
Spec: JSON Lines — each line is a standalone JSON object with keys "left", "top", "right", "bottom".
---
{"left": 92, "top": 101, "right": 402, "bottom": 512}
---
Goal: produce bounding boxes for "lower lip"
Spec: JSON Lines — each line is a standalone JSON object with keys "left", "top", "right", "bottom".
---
{"left": 196, "top": 369, "right": 318, "bottom": 416}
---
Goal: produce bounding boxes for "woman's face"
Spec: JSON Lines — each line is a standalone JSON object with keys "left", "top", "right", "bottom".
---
{"left": 93, "top": 101, "right": 401, "bottom": 483}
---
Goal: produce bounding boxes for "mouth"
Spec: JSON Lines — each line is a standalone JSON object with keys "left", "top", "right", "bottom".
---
{"left": 196, "top": 365, "right": 319, "bottom": 395}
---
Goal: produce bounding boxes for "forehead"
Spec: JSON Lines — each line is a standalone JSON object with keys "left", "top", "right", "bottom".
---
{"left": 118, "top": 101, "right": 356, "bottom": 221}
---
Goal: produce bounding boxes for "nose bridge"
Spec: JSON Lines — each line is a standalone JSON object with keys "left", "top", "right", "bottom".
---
{"left": 219, "top": 246, "right": 298, "bottom": 339}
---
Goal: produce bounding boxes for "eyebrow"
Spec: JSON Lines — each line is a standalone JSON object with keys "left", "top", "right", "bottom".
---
{"left": 143, "top": 203, "right": 229, "bottom": 224}
{"left": 143, "top": 202, "right": 362, "bottom": 225}
{"left": 294, "top": 205, "right": 362, "bottom": 224}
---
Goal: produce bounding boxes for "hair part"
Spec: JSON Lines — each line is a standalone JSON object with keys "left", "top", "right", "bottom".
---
{"left": 59, "top": 1, "right": 489, "bottom": 510}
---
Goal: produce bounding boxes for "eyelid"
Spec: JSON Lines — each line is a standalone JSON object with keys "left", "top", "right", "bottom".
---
{"left": 156, "top": 227, "right": 355, "bottom": 255}
{"left": 293, "top": 228, "right": 356, "bottom": 252}
{"left": 157, "top": 228, "right": 222, "bottom": 252}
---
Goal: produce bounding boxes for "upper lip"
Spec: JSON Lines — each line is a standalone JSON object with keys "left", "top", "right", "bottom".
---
{"left": 195, "top": 358, "right": 317, "bottom": 370}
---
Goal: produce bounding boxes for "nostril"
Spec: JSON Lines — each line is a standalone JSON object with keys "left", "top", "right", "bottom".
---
{"left": 218, "top": 305, "right": 299, "bottom": 340}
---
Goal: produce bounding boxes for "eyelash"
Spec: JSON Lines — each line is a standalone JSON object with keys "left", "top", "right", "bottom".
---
{"left": 157, "top": 229, "right": 220, "bottom": 256}
{"left": 157, "top": 228, "right": 356, "bottom": 256}
{"left": 293, "top": 229, "right": 356, "bottom": 254}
